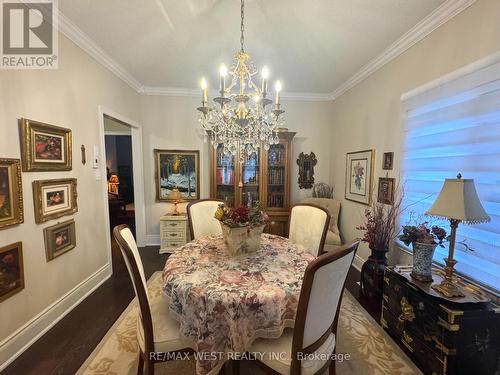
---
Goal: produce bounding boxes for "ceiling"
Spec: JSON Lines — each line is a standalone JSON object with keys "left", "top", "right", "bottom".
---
{"left": 59, "top": 0, "right": 446, "bottom": 94}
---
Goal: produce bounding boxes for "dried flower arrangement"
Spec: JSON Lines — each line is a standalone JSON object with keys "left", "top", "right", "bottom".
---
{"left": 214, "top": 203, "right": 269, "bottom": 228}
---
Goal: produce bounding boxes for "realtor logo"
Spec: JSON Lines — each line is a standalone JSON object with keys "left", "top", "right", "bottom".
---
{"left": 1, "top": 0, "right": 58, "bottom": 69}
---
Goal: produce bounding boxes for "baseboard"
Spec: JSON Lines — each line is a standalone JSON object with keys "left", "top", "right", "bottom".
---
{"left": 352, "top": 254, "right": 365, "bottom": 272}
{"left": 146, "top": 235, "right": 160, "bottom": 246}
{"left": 0, "top": 263, "right": 112, "bottom": 371}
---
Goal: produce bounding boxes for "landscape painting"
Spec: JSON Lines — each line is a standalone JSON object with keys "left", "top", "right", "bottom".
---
{"left": 345, "top": 150, "right": 374, "bottom": 205}
{"left": 154, "top": 150, "right": 200, "bottom": 201}
{"left": 0, "top": 159, "right": 23, "bottom": 230}
{"left": 0, "top": 242, "right": 24, "bottom": 302}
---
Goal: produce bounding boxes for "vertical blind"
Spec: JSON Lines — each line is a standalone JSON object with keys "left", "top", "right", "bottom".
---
{"left": 401, "top": 55, "right": 500, "bottom": 293}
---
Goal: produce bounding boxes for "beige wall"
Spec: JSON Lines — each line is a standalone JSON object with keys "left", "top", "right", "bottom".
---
{"left": 329, "top": 0, "right": 500, "bottom": 262}
{"left": 140, "top": 95, "right": 334, "bottom": 240}
{"left": 0, "top": 35, "right": 139, "bottom": 366}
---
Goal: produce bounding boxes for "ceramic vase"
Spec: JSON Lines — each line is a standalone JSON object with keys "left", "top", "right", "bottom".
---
{"left": 411, "top": 242, "right": 437, "bottom": 282}
{"left": 221, "top": 223, "right": 265, "bottom": 256}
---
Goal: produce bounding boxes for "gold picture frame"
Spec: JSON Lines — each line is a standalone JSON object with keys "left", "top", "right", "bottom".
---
{"left": 19, "top": 118, "right": 72, "bottom": 171}
{"left": 0, "top": 242, "right": 24, "bottom": 303}
{"left": 33, "top": 178, "right": 78, "bottom": 223}
{"left": 44, "top": 219, "right": 76, "bottom": 261}
{"left": 0, "top": 158, "right": 24, "bottom": 230}
{"left": 345, "top": 149, "right": 375, "bottom": 205}
{"left": 154, "top": 149, "right": 200, "bottom": 201}
{"left": 377, "top": 177, "right": 395, "bottom": 205}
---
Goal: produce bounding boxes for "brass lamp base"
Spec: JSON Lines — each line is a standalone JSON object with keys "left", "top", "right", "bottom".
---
{"left": 431, "top": 257, "right": 465, "bottom": 298}
{"left": 170, "top": 201, "right": 181, "bottom": 216}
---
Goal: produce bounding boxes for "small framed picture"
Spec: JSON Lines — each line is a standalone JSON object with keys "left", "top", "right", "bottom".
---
{"left": 0, "top": 242, "right": 24, "bottom": 302}
{"left": 382, "top": 152, "right": 394, "bottom": 170}
{"left": 19, "top": 118, "right": 72, "bottom": 171}
{"left": 33, "top": 179, "right": 78, "bottom": 223}
{"left": 154, "top": 149, "right": 200, "bottom": 201}
{"left": 377, "top": 177, "right": 395, "bottom": 205}
{"left": 345, "top": 149, "right": 375, "bottom": 205}
{"left": 44, "top": 219, "right": 76, "bottom": 261}
{"left": 0, "top": 158, "right": 24, "bottom": 230}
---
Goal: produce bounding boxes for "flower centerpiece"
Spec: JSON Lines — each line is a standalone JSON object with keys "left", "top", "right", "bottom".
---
{"left": 214, "top": 203, "right": 270, "bottom": 256}
{"left": 399, "top": 222, "right": 447, "bottom": 282}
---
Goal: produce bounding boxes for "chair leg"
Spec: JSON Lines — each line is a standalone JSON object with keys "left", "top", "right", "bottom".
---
{"left": 145, "top": 358, "right": 155, "bottom": 375}
{"left": 137, "top": 354, "right": 144, "bottom": 375}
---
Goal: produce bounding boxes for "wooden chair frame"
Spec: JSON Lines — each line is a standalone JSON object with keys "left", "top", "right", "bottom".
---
{"left": 113, "top": 224, "right": 193, "bottom": 375}
{"left": 252, "top": 242, "right": 359, "bottom": 375}
{"left": 186, "top": 199, "right": 224, "bottom": 240}
{"left": 288, "top": 203, "right": 331, "bottom": 255}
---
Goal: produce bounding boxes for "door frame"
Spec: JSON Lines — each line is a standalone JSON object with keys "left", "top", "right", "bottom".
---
{"left": 97, "top": 106, "right": 147, "bottom": 260}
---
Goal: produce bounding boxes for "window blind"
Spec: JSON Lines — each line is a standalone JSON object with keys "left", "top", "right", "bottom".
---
{"left": 401, "top": 54, "right": 500, "bottom": 293}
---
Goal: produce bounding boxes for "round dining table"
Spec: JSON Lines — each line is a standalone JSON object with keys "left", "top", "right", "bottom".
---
{"left": 161, "top": 233, "right": 315, "bottom": 375}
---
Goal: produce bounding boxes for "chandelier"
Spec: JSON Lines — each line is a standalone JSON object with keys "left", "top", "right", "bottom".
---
{"left": 197, "top": 0, "right": 285, "bottom": 161}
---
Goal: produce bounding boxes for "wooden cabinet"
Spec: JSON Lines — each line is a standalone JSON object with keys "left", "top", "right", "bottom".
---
{"left": 210, "top": 132, "right": 296, "bottom": 237}
{"left": 382, "top": 267, "right": 500, "bottom": 375}
{"left": 159, "top": 214, "right": 189, "bottom": 254}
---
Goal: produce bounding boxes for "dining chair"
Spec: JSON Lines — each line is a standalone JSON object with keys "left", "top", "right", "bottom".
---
{"left": 288, "top": 203, "right": 331, "bottom": 256}
{"left": 186, "top": 199, "right": 223, "bottom": 239}
{"left": 113, "top": 224, "right": 193, "bottom": 375}
{"left": 249, "top": 241, "right": 359, "bottom": 375}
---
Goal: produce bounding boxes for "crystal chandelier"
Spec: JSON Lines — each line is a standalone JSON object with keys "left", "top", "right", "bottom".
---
{"left": 197, "top": 0, "right": 285, "bottom": 161}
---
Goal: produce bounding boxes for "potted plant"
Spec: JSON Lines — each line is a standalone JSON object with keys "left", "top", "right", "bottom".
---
{"left": 356, "top": 191, "right": 403, "bottom": 307}
{"left": 399, "top": 223, "right": 447, "bottom": 282}
{"left": 214, "top": 203, "right": 270, "bottom": 256}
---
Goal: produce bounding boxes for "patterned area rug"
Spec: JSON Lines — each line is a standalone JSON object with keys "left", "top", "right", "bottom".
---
{"left": 77, "top": 272, "right": 421, "bottom": 375}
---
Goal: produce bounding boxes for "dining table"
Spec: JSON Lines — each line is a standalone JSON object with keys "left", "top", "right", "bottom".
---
{"left": 161, "top": 233, "right": 315, "bottom": 375}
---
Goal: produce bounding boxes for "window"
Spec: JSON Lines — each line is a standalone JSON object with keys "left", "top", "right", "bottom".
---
{"left": 401, "top": 54, "right": 500, "bottom": 293}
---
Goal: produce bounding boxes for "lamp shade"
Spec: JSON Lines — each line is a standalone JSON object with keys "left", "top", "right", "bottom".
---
{"left": 168, "top": 188, "right": 182, "bottom": 201}
{"left": 426, "top": 175, "right": 490, "bottom": 224}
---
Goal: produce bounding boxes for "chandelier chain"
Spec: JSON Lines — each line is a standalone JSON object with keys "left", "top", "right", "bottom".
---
{"left": 240, "top": 0, "right": 245, "bottom": 52}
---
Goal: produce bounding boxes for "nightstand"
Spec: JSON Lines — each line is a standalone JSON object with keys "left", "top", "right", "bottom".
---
{"left": 159, "top": 214, "right": 189, "bottom": 254}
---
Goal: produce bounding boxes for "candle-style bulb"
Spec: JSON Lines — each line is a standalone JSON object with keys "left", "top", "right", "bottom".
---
{"left": 200, "top": 78, "right": 208, "bottom": 105}
{"left": 262, "top": 66, "right": 269, "bottom": 79}
{"left": 201, "top": 78, "right": 207, "bottom": 89}
{"left": 275, "top": 80, "right": 282, "bottom": 92}
{"left": 219, "top": 64, "right": 228, "bottom": 77}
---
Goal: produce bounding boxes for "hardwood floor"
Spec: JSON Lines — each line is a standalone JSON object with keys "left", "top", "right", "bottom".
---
{"left": 3, "top": 241, "right": 366, "bottom": 375}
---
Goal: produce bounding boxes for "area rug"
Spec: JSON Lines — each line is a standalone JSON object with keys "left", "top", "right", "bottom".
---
{"left": 77, "top": 272, "right": 421, "bottom": 375}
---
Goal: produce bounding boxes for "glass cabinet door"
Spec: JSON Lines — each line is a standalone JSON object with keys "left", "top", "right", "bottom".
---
{"left": 215, "top": 145, "right": 236, "bottom": 207}
{"left": 241, "top": 151, "right": 260, "bottom": 207}
{"left": 266, "top": 143, "right": 286, "bottom": 208}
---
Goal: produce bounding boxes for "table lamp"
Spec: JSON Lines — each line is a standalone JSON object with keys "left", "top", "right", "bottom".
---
{"left": 168, "top": 188, "right": 183, "bottom": 216}
{"left": 425, "top": 174, "right": 490, "bottom": 298}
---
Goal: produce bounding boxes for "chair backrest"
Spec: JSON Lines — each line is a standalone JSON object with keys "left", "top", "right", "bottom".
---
{"left": 187, "top": 199, "right": 223, "bottom": 240}
{"left": 113, "top": 224, "right": 154, "bottom": 354}
{"left": 291, "top": 242, "right": 359, "bottom": 372}
{"left": 288, "top": 204, "right": 330, "bottom": 256}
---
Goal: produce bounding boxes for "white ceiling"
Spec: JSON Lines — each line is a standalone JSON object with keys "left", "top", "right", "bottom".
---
{"left": 59, "top": 0, "right": 446, "bottom": 94}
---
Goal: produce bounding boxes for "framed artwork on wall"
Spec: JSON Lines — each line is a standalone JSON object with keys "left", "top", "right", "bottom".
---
{"left": 154, "top": 149, "right": 200, "bottom": 201}
{"left": 377, "top": 177, "right": 395, "bottom": 205}
{"left": 0, "top": 242, "right": 24, "bottom": 303}
{"left": 44, "top": 219, "right": 76, "bottom": 261}
{"left": 296, "top": 152, "right": 317, "bottom": 189}
{"left": 0, "top": 158, "right": 24, "bottom": 230}
{"left": 345, "top": 149, "right": 374, "bottom": 205}
{"left": 33, "top": 178, "right": 78, "bottom": 223}
{"left": 19, "top": 118, "right": 72, "bottom": 171}
{"left": 382, "top": 152, "right": 394, "bottom": 170}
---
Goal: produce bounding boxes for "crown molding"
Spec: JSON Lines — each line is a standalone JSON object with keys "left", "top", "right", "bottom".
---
{"left": 140, "top": 86, "right": 333, "bottom": 101}
{"left": 329, "top": 0, "right": 477, "bottom": 100}
{"left": 57, "top": 11, "right": 143, "bottom": 92}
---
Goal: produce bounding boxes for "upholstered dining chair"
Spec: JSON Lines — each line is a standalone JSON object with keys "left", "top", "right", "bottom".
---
{"left": 249, "top": 242, "right": 359, "bottom": 375}
{"left": 187, "top": 199, "right": 223, "bottom": 240}
{"left": 113, "top": 224, "right": 193, "bottom": 375}
{"left": 288, "top": 204, "right": 330, "bottom": 256}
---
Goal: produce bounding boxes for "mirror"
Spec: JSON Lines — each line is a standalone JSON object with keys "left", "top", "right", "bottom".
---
{"left": 296, "top": 152, "right": 317, "bottom": 189}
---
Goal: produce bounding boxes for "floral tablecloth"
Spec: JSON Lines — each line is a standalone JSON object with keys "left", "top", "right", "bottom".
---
{"left": 162, "top": 233, "right": 315, "bottom": 375}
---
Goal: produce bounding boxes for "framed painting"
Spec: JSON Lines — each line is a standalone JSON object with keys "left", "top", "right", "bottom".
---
{"left": 382, "top": 152, "right": 394, "bottom": 170}
{"left": 0, "top": 242, "right": 24, "bottom": 303}
{"left": 345, "top": 149, "right": 374, "bottom": 205}
{"left": 19, "top": 118, "right": 72, "bottom": 171}
{"left": 44, "top": 219, "right": 76, "bottom": 261}
{"left": 377, "top": 177, "right": 395, "bottom": 205}
{"left": 154, "top": 150, "right": 200, "bottom": 201}
{"left": 33, "top": 178, "right": 78, "bottom": 223}
{"left": 0, "top": 158, "right": 24, "bottom": 230}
